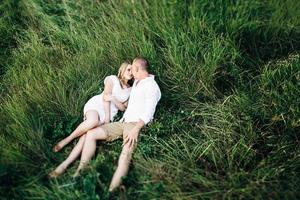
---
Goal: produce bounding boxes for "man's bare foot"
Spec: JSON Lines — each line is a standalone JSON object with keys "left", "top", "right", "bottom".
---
{"left": 48, "top": 164, "right": 66, "bottom": 178}
{"left": 109, "top": 184, "right": 118, "bottom": 193}
{"left": 119, "top": 185, "right": 126, "bottom": 199}
{"left": 53, "top": 139, "right": 67, "bottom": 152}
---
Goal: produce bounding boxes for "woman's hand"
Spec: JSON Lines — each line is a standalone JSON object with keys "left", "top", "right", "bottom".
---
{"left": 103, "top": 117, "right": 110, "bottom": 124}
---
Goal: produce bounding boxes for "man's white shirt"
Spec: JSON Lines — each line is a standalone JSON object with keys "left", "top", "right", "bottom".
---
{"left": 122, "top": 75, "right": 161, "bottom": 125}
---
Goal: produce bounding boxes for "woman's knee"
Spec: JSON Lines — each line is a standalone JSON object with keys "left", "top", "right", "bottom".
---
{"left": 85, "top": 111, "right": 100, "bottom": 127}
{"left": 86, "top": 128, "right": 107, "bottom": 141}
{"left": 85, "top": 118, "right": 99, "bottom": 128}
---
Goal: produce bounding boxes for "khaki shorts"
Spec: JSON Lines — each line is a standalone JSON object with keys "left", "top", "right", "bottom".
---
{"left": 101, "top": 122, "right": 137, "bottom": 142}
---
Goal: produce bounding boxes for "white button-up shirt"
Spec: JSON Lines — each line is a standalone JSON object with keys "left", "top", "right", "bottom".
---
{"left": 122, "top": 75, "right": 161, "bottom": 125}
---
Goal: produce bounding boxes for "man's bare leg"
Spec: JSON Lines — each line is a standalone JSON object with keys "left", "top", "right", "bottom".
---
{"left": 73, "top": 127, "right": 108, "bottom": 177}
{"left": 53, "top": 110, "right": 100, "bottom": 152}
{"left": 109, "top": 143, "right": 135, "bottom": 192}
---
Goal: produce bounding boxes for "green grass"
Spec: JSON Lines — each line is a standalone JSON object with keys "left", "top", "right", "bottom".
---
{"left": 0, "top": 0, "right": 300, "bottom": 199}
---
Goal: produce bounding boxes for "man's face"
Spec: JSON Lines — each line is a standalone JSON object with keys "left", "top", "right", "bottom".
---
{"left": 131, "top": 61, "right": 140, "bottom": 79}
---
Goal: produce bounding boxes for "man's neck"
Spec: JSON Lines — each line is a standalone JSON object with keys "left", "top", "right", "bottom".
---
{"left": 138, "top": 71, "right": 149, "bottom": 81}
{"left": 135, "top": 72, "right": 149, "bottom": 86}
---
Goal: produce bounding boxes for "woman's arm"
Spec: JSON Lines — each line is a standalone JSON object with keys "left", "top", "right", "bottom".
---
{"left": 103, "top": 77, "right": 113, "bottom": 123}
{"left": 110, "top": 98, "right": 128, "bottom": 111}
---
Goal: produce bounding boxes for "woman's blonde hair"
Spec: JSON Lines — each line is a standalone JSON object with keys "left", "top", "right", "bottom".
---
{"left": 117, "top": 61, "right": 131, "bottom": 87}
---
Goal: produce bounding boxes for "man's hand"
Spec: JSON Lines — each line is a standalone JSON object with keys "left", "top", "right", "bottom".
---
{"left": 123, "top": 126, "right": 141, "bottom": 148}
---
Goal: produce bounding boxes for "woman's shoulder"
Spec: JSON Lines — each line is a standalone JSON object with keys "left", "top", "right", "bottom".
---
{"left": 105, "top": 74, "right": 118, "bottom": 79}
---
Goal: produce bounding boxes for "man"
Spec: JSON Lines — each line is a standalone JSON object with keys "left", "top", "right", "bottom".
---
{"left": 74, "top": 57, "right": 161, "bottom": 191}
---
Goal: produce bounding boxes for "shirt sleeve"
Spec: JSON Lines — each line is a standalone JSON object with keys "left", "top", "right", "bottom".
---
{"left": 139, "top": 82, "right": 161, "bottom": 125}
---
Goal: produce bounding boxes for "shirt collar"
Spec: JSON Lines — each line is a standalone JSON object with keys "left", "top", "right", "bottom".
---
{"left": 134, "top": 74, "right": 155, "bottom": 86}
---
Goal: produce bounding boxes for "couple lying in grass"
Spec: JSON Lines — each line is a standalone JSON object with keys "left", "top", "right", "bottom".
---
{"left": 49, "top": 57, "right": 161, "bottom": 192}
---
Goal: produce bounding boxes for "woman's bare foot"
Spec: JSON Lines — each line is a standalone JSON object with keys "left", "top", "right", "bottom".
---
{"left": 48, "top": 164, "right": 66, "bottom": 178}
{"left": 72, "top": 161, "right": 90, "bottom": 178}
{"left": 53, "top": 139, "right": 67, "bottom": 152}
{"left": 72, "top": 170, "right": 80, "bottom": 178}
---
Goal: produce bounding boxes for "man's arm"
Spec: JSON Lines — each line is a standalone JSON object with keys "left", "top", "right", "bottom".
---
{"left": 123, "top": 119, "right": 144, "bottom": 147}
{"left": 123, "top": 83, "right": 161, "bottom": 147}
{"left": 138, "top": 82, "right": 161, "bottom": 125}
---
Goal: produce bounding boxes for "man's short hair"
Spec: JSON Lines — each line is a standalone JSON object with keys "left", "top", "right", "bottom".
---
{"left": 133, "top": 56, "right": 149, "bottom": 70}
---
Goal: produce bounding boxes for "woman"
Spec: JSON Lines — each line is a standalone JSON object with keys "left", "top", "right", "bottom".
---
{"left": 49, "top": 61, "right": 133, "bottom": 178}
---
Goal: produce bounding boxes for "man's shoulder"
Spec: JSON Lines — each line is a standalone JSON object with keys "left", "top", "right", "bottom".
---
{"left": 145, "top": 79, "right": 160, "bottom": 90}
{"left": 143, "top": 80, "right": 161, "bottom": 99}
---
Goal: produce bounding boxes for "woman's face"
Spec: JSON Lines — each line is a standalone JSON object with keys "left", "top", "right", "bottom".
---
{"left": 122, "top": 64, "right": 133, "bottom": 80}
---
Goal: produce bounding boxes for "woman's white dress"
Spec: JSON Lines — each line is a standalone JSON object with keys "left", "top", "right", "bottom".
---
{"left": 83, "top": 75, "right": 131, "bottom": 124}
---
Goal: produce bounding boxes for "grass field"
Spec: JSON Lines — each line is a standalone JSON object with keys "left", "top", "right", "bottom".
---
{"left": 0, "top": 0, "right": 300, "bottom": 199}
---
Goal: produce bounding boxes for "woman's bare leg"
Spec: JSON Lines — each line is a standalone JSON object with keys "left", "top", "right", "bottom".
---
{"left": 109, "top": 143, "right": 135, "bottom": 192}
{"left": 53, "top": 110, "right": 100, "bottom": 152}
{"left": 49, "top": 134, "right": 87, "bottom": 178}
{"left": 73, "top": 127, "right": 108, "bottom": 177}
